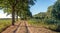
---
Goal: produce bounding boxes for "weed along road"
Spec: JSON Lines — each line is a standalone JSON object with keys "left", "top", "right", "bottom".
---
{"left": 2, "top": 21, "right": 57, "bottom": 33}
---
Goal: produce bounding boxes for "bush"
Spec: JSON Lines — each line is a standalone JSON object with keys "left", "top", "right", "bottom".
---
{"left": 44, "top": 18, "right": 60, "bottom": 32}
{"left": 28, "top": 18, "right": 60, "bottom": 32}
{"left": 44, "top": 18, "right": 58, "bottom": 25}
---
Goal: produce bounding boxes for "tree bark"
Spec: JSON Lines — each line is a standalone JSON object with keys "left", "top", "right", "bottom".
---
{"left": 16, "top": 11, "right": 18, "bottom": 21}
{"left": 12, "top": 6, "right": 15, "bottom": 25}
{"left": 11, "top": 0, "right": 19, "bottom": 25}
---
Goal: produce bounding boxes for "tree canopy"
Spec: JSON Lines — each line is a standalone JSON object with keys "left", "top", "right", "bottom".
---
{"left": 0, "top": 0, "right": 36, "bottom": 25}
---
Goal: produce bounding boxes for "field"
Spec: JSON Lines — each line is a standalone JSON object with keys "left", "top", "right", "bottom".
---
{"left": 0, "top": 19, "right": 12, "bottom": 33}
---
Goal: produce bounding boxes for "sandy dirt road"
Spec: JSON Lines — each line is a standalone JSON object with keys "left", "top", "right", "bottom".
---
{"left": 2, "top": 21, "right": 57, "bottom": 33}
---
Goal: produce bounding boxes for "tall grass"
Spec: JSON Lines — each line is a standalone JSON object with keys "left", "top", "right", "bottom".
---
{"left": 0, "top": 19, "right": 12, "bottom": 32}
{"left": 28, "top": 19, "right": 45, "bottom": 27}
{"left": 28, "top": 19, "right": 60, "bottom": 32}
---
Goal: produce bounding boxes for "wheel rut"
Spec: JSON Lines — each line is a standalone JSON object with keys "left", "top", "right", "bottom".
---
{"left": 15, "top": 21, "right": 30, "bottom": 33}
{"left": 2, "top": 21, "right": 30, "bottom": 33}
{"left": 2, "top": 21, "right": 57, "bottom": 33}
{"left": 2, "top": 21, "right": 22, "bottom": 33}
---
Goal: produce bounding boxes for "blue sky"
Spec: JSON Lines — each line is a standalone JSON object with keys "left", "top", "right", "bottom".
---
{"left": 0, "top": 0, "right": 56, "bottom": 18}
{"left": 30, "top": 0, "right": 56, "bottom": 15}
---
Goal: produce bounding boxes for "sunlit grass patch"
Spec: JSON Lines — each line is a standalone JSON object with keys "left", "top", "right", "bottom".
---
{"left": 0, "top": 19, "right": 11, "bottom": 32}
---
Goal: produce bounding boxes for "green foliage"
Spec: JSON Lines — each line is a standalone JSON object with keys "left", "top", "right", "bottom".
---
{"left": 0, "top": 0, "right": 36, "bottom": 25}
{"left": 28, "top": 18, "right": 45, "bottom": 26}
{"left": 29, "top": 0, "right": 60, "bottom": 32}
{"left": 44, "top": 18, "right": 57, "bottom": 24}
{"left": 51, "top": 0, "right": 60, "bottom": 20}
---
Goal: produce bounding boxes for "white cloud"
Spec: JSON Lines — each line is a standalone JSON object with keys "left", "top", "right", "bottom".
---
{"left": 0, "top": 10, "right": 11, "bottom": 18}
{"left": 0, "top": 13, "right": 11, "bottom": 18}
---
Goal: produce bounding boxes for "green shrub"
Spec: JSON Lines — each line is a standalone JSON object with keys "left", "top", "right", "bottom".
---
{"left": 44, "top": 19, "right": 60, "bottom": 32}
{"left": 28, "top": 18, "right": 60, "bottom": 32}
{"left": 44, "top": 18, "right": 58, "bottom": 25}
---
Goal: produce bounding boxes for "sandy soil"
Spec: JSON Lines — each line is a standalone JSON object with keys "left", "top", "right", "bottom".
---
{"left": 2, "top": 21, "right": 57, "bottom": 33}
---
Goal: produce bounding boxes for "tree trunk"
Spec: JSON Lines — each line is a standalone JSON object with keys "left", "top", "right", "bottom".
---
{"left": 16, "top": 11, "right": 18, "bottom": 21}
{"left": 12, "top": 6, "right": 15, "bottom": 25}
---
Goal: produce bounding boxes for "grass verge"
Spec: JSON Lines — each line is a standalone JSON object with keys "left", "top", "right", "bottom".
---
{"left": 0, "top": 19, "right": 11, "bottom": 33}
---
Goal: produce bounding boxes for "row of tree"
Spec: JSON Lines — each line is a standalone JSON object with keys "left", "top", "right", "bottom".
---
{"left": 47, "top": 0, "right": 60, "bottom": 20}
{"left": 0, "top": 0, "right": 36, "bottom": 25}
{"left": 33, "top": 0, "right": 60, "bottom": 31}
{"left": 34, "top": 0, "right": 60, "bottom": 20}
